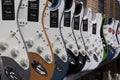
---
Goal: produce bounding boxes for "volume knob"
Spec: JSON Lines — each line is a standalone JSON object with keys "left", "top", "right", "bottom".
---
{"left": 0, "top": 42, "right": 8, "bottom": 50}
{"left": 11, "top": 48, "right": 19, "bottom": 57}
{"left": 68, "top": 44, "right": 73, "bottom": 49}
{"left": 55, "top": 48, "right": 61, "bottom": 54}
{"left": 20, "top": 59, "right": 28, "bottom": 68}
{"left": 45, "top": 54, "right": 52, "bottom": 63}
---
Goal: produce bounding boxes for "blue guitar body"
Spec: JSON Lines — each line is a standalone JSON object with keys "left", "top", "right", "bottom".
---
{"left": 52, "top": 55, "right": 69, "bottom": 80}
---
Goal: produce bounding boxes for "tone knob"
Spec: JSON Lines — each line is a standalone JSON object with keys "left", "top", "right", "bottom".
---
{"left": 85, "top": 46, "right": 89, "bottom": 50}
{"left": 37, "top": 46, "right": 44, "bottom": 53}
{"left": 68, "top": 44, "right": 73, "bottom": 49}
{"left": 61, "top": 54, "right": 67, "bottom": 62}
{"left": 97, "top": 51, "right": 100, "bottom": 56}
{"left": 74, "top": 49, "right": 78, "bottom": 56}
{"left": 27, "top": 40, "right": 34, "bottom": 48}
{"left": 55, "top": 48, "right": 61, "bottom": 54}
{"left": 45, "top": 54, "right": 52, "bottom": 63}
{"left": 11, "top": 48, "right": 19, "bottom": 57}
{"left": 94, "top": 47, "right": 98, "bottom": 51}
{"left": 81, "top": 50, "right": 86, "bottom": 56}
{"left": 20, "top": 59, "right": 28, "bottom": 68}
{"left": 0, "top": 42, "right": 8, "bottom": 50}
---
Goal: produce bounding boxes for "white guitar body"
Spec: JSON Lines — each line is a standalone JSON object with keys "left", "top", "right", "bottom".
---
{"left": 0, "top": 0, "right": 29, "bottom": 70}
{"left": 81, "top": 8, "right": 100, "bottom": 70}
{"left": 61, "top": 0, "right": 79, "bottom": 56}
{"left": 112, "top": 20, "right": 120, "bottom": 59}
{"left": 44, "top": 0, "right": 68, "bottom": 63}
{"left": 18, "top": 0, "right": 52, "bottom": 64}
{"left": 103, "top": 18, "right": 115, "bottom": 50}
{"left": 88, "top": 13, "right": 104, "bottom": 69}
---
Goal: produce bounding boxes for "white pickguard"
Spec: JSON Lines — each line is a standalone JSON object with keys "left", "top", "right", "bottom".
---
{"left": 103, "top": 18, "right": 116, "bottom": 51}
{"left": 44, "top": 0, "right": 68, "bottom": 62}
{"left": 81, "top": 8, "right": 100, "bottom": 70}
{"left": 61, "top": 0, "right": 79, "bottom": 56}
{"left": 0, "top": 0, "right": 29, "bottom": 70}
{"left": 112, "top": 20, "right": 120, "bottom": 59}
{"left": 88, "top": 13, "right": 104, "bottom": 69}
{"left": 18, "top": 0, "right": 52, "bottom": 64}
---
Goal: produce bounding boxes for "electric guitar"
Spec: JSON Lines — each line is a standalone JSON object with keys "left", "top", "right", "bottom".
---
{"left": 72, "top": 1, "right": 87, "bottom": 72}
{"left": 18, "top": 0, "right": 55, "bottom": 80}
{"left": 88, "top": 13, "right": 104, "bottom": 69}
{"left": 112, "top": 20, "right": 120, "bottom": 59}
{"left": 81, "top": 8, "right": 102, "bottom": 70}
{"left": 43, "top": 0, "right": 69, "bottom": 80}
{"left": 117, "top": 24, "right": 120, "bottom": 44}
{"left": 0, "top": 0, "right": 30, "bottom": 80}
{"left": 103, "top": 18, "right": 116, "bottom": 60}
{"left": 60, "top": 0, "right": 86, "bottom": 75}
{"left": 116, "top": 23, "right": 120, "bottom": 55}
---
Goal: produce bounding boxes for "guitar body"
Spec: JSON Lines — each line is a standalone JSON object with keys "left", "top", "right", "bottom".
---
{"left": 60, "top": 0, "right": 85, "bottom": 75}
{"left": 100, "top": 15, "right": 108, "bottom": 61}
{"left": 81, "top": 8, "right": 101, "bottom": 70}
{"left": 103, "top": 18, "right": 116, "bottom": 60}
{"left": 72, "top": 2, "right": 87, "bottom": 71}
{"left": 88, "top": 13, "right": 104, "bottom": 69}
{"left": 44, "top": 0, "right": 69, "bottom": 80}
{"left": 112, "top": 20, "right": 120, "bottom": 59}
{"left": 0, "top": 0, "right": 30, "bottom": 80}
{"left": 18, "top": 0, "right": 55, "bottom": 80}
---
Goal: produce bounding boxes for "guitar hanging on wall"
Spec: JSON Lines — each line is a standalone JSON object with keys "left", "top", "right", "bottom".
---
{"left": 88, "top": 13, "right": 104, "bottom": 69}
{"left": 60, "top": 0, "right": 86, "bottom": 75}
{"left": 18, "top": 0, "right": 55, "bottom": 80}
{"left": 43, "top": 0, "right": 69, "bottom": 80}
{"left": 0, "top": 0, "right": 30, "bottom": 80}
{"left": 103, "top": 18, "right": 116, "bottom": 60}
{"left": 71, "top": 1, "right": 87, "bottom": 72}
{"left": 112, "top": 20, "right": 120, "bottom": 59}
{"left": 81, "top": 8, "right": 101, "bottom": 70}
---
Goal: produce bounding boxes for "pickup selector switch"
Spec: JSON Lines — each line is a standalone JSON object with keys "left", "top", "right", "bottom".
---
{"left": 26, "top": 40, "right": 34, "bottom": 48}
